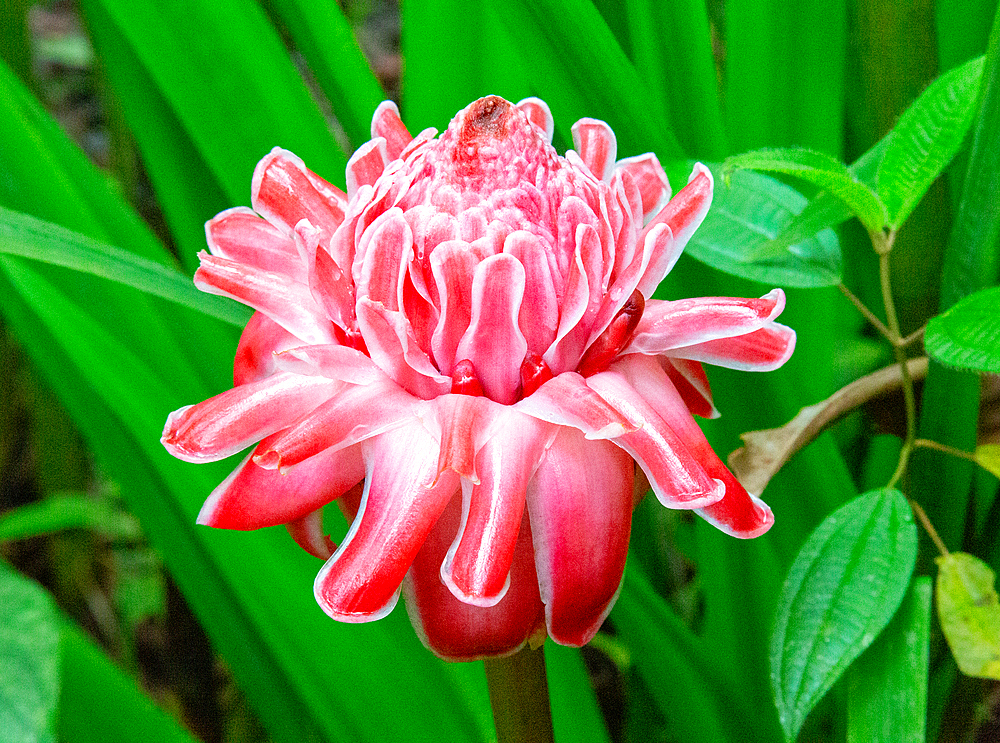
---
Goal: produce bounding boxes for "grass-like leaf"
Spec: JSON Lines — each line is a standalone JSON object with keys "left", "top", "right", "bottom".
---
{"left": 925, "top": 286, "right": 1000, "bottom": 374}
{"left": 724, "top": 147, "right": 887, "bottom": 232}
{"left": 846, "top": 577, "right": 932, "bottom": 743}
{"left": 876, "top": 55, "right": 985, "bottom": 228}
{"left": 770, "top": 488, "right": 917, "bottom": 742}
{"left": 686, "top": 167, "right": 842, "bottom": 287}
{"left": 0, "top": 493, "right": 141, "bottom": 544}
{"left": 0, "top": 207, "right": 250, "bottom": 328}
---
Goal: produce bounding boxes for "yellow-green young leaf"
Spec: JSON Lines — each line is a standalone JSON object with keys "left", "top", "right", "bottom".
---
{"left": 974, "top": 444, "right": 1000, "bottom": 479}
{"left": 935, "top": 552, "right": 1000, "bottom": 679}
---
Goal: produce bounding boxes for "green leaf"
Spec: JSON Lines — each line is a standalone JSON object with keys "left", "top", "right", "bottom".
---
{"left": 686, "top": 167, "right": 842, "bottom": 287}
{"left": 846, "top": 577, "right": 932, "bottom": 743}
{"left": 0, "top": 493, "right": 141, "bottom": 543}
{"left": 0, "top": 561, "right": 60, "bottom": 743}
{"left": 876, "top": 55, "right": 986, "bottom": 228}
{"left": 0, "top": 206, "right": 249, "bottom": 327}
{"left": 936, "top": 552, "right": 1000, "bottom": 679}
{"left": 925, "top": 286, "right": 1000, "bottom": 373}
{"left": 770, "top": 488, "right": 918, "bottom": 742}
{"left": 724, "top": 147, "right": 888, "bottom": 232}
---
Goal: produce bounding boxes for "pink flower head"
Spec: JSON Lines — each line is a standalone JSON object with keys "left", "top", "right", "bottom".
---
{"left": 162, "top": 96, "right": 794, "bottom": 660}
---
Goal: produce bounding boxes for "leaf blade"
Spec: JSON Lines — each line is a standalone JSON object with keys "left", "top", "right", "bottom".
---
{"left": 925, "top": 286, "right": 1000, "bottom": 373}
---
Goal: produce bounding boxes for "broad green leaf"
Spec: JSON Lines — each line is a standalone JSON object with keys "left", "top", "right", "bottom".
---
{"left": 925, "top": 286, "right": 1000, "bottom": 373}
{"left": 0, "top": 561, "right": 59, "bottom": 743}
{"left": 770, "top": 488, "right": 918, "bottom": 742}
{"left": 846, "top": 577, "right": 932, "bottom": 743}
{"left": 876, "top": 55, "right": 986, "bottom": 228}
{"left": 936, "top": 552, "right": 1000, "bottom": 679}
{"left": 686, "top": 168, "right": 842, "bottom": 287}
{"left": 0, "top": 207, "right": 249, "bottom": 328}
{"left": 0, "top": 493, "right": 141, "bottom": 543}
{"left": 976, "top": 444, "right": 1000, "bottom": 479}
{"left": 58, "top": 620, "right": 200, "bottom": 743}
{"left": 724, "top": 147, "right": 888, "bottom": 232}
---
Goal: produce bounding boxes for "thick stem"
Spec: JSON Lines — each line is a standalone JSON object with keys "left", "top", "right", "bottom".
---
{"left": 484, "top": 645, "right": 554, "bottom": 743}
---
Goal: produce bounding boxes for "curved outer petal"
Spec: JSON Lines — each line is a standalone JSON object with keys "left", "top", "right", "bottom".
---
{"left": 613, "top": 355, "right": 773, "bottom": 537}
{"left": 251, "top": 148, "right": 346, "bottom": 240}
{"left": 585, "top": 370, "right": 723, "bottom": 508}
{"left": 663, "top": 358, "right": 718, "bottom": 419}
{"left": 626, "top": 289, "right": 787, "bottom": 354}
{"left": 454, "top": 254, "right": 528, "bottom": 405}
{"left": 403, "top": 494, "right": 544, "bottom": 661}
{"left": 346, "top": 137, "right": 390, "bottom": 200}
{"left": 254, "top": 376, "right": 422, "bottom": 470}
{"left": 544, "top": 223, "right": 603, "bottom": 374}
{"left": 667, "top": 324, "right": 797, "bottom": 372}
{"left": 639, "top": 162, "right": 712, "bottom": 252}
{"left": 527, "top": 427, "right": 633, "bottom": 646}
{"left": 272, "top": 343, "right": 383, "bottom": 384}
{"left": 371, "top": 101, "right": 413, "bottom": 161}
{"left": 514, "top": 372, "right": 632, "bottom": 440}
{"left": 194, "top": 253, "right": 337, "bottom": 346}
{"left": 233, "top": 311, "right": 301, "bottom": 386}
{"left": 161, "top": 372, "right": 339, "bottom": 463}
{"left": 197, "top": 443, "right": 364, "bottom": 530}
{"left": 429, "top": 241, "right": 479, "bottom": 375}
{"left": 615, "top": 153, "right": 671, "bottom": 219}
{"left": 358, "top": 209, "right": 412, "bottom": 312}
{"left": 314, "top": 422, "right": 461, "bottom": 622}
{"left": 205, "top": 207, "right": 306, "bottom": 283}
{"left": 442, "top": 411, "right": 555, "bottom": 606}
{"left": 286, "top": 508, "right": 336, "bottom": 560}
{"left": 571, "top": 118, "right": 617, "bottom": 182}
{"left": 503, "top": 231, "right": 558, "bottom": 356}
{"left": 421, "top": 394, "right": 496, "bottom": 484}
{"left": 356, "top": 298, "right": 451, "bottom": 400}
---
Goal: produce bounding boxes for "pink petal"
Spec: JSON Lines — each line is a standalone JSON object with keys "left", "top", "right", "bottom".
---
{"left": 356, "top": 298, "right": 451, "bottom": 400}
{"left": 663, "top": 358, "right": 718, "bottom": 419}
{"left": 429, "top": 241, "right": 479, "bottom": 375}
{"left": 357, "top": 209, "right": 412, "bottom": 312}
{"left": 251, "top": 148, "right": 346, "bottom": 240}
{"left": 515, "top": 97, "right": 554, "bottom": 144}
{"left": 634, "top": 223, "right": 681, "bottom": 299}
{"left": 639, "top": 162, "right": 712, "bottom": 252}
{"left": 615, "top": 153, "right": 671, "bottom": 219}
{"left": 346, "top": 137, "right": 390, "bottom": 200}
{"left": 514, "top": 372, "right": 632, "bottom": 439}
{"left": 442, "top": 411, "right": 555, "bottom": 606}
{"left": 371, "top": 101, "right": 413, "bottom": 161}
{"left": 310, "top": 244, "right": 356, "bottom": 331}
{"left": 194, "top": 253, "right": 337, "bottom": 345}
{"left": 455, "top": 254, "right": 528, "bottom": 405}
{"left": 613, "top": 355, "right": 773, "bottom": 537}
{"left": 271, "top": 343, "right": 382, "bottom": 384}
{"left": 233, "top": 311, "right": 301, "bottom": 386}
{"left": 585, "top": 370, "right": 723, "bottom": 508}
{"left": 253, "top": 376, "right": 421, "bottom": 470}
{"left": 161, "top": 372, "right": 338, "bottom": 463}
{"left": 503, "top": 231, "right": 558, "bottom": 356}
{"left": 205, "top": 207, "right": 306, "bottom": 283}
{"left": 544, "top": 223, "right": 603, "bottom": 374}
{"left": 286, "top": 508, "right": 336, "bottom": 560}
{"left": 669, "top": 324, "right": 797, "bottom": 372}
{"left": 314, "top": 423, "right": 461, "bottom": 622}
{"left": 572, "top": 118, "right": 617, "bottom": 181}
{"left": 626, "top": 289, "right": 788, "bottom": 355}
{"left": 423, "top": 394, "right": 496, "bottom": 484}
{"left": 197, "top": 444, "right": 364, "bottom": 530}
{"left": 403, "top": 494, "right": 544, "bottom": 661}
{"left": 527, "top": 427, "right": 633, "bottom": 646}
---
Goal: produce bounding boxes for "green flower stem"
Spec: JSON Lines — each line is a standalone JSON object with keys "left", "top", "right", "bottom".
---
{"left": 484, "top": 644, "right": 554, "bottom": 743}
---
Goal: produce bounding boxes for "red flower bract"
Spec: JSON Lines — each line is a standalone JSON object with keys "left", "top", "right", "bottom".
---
{"left": 161, "top": 96, "right": 795, "bottom": 660}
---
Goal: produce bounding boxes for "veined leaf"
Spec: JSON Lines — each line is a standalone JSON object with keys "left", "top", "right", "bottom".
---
{"left": 724, "top": 147, "right": 887, "bottom": 232}
{"left": 0, "top": 207, "right": 249, "bottom": 327}
{"left": 687, "top": 167, "right": 842, "bottom": 287}
{"left": 770, "top": 488, "right": 917, "bottom": 742}
{"left": 0, "top": 560, "right": 60, "bottom": 743}
{"left": 876, "top": 55, "right": 986, "bottom": 228}
{"left": 936, "top": 552, "right": 1000, "bottom": 679}
{"left": 925, "top": 286, "right": 1000, "bottom": 374}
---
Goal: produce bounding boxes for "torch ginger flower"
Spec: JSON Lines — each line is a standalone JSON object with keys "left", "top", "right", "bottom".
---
{"left": 162, "top": 96, "right": 794, "bottom": 660}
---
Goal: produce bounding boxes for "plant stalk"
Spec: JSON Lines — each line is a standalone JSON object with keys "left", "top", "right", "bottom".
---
{"left": 484, "top": 644, "right": 555, "bottom": 743}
